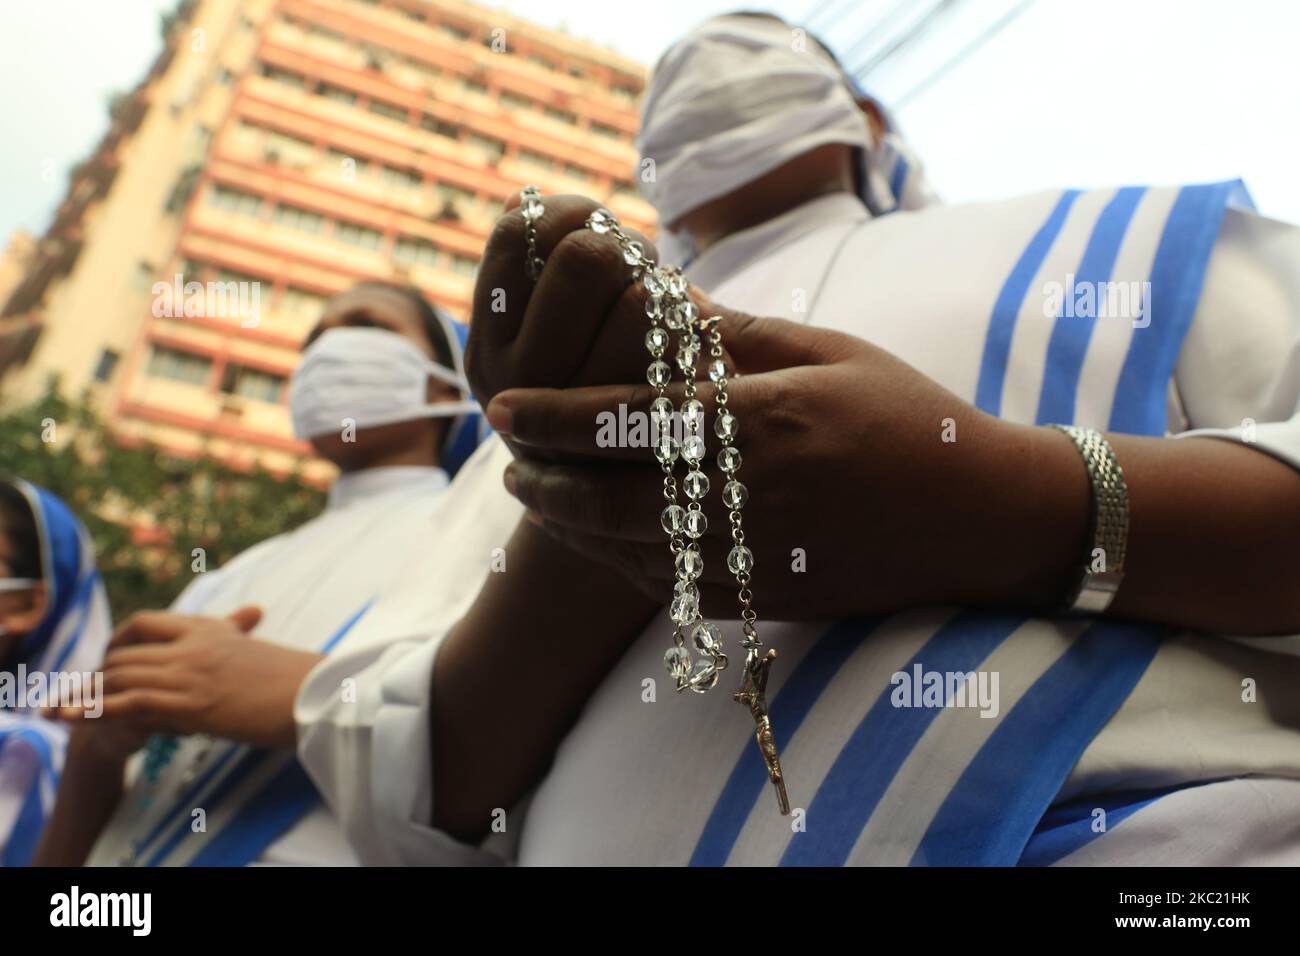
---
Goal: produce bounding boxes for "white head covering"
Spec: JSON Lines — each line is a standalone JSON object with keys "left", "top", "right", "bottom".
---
{"left": 637, "top": 15, "right": 871, "bottom": 228}
{"left": 637, "top": 13, "right": 937, "bottom": 265}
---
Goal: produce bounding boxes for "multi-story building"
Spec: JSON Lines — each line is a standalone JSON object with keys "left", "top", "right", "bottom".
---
{"left": 0, "top": 0, "right": 651, "bottom": 481}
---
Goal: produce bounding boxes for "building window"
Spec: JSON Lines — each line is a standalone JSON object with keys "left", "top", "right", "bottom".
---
{"left": 590, "top": 121, "right": 623, "bottom": 140}
{"left": 336, "top": 221, "right": 382, "bottom": 250}
{"left": 440, "top": 23, "right": 471, "bottom": 42}
{"left": 449, "top": 253, "right": 478, "bottom": 277}
{"left": 500, "top": 90, "right": 533, "bottom": 111}
{"left": 460, "top": 77, "right": 489, "bottom": 96}
{"left": 220, "top": 363, "right": 286, "bottom": 403}
{"left": 367, "top": 98, "right": 409, "bottom": 123}
{"left": 317, "top": 83, "right": 357, "bottom": 106}
{"left": 406, "top": 58, "right": 442, "bottom": 79}
{"left": 146, "top": 345, "right": 212, "bottom": 386}
{"left": 394, "top": 237, "right": 439, "bottom": 269}
{"left": 435, "top": 182, "right": 476, "bottom": 207}
{"left": 208, "top": 185, "right": 262, "bottom": 216}
{"left": 467, "top": 133, "right": 505, "bottom": 160}
{"left": 564, "top": 163, "right": 592, "bottom": 182}
{"left": 280, "top": 286, "right": 327, "bottom": 320}
{"left": 260, "top": 64, "right": 306, "bottom": 89}
{"left": 378, "top": 165, "right": 422, "bottom": 190}
{"left": 273, "top": 203, "right": 325, "bottom": 234}
{"left": 527, "top": 53, "right": 557, "bottom": 72}
{"left": 92, "top": 348, "right": 120, "bottom": 383}
{"left": 326, "top": 148, "right": 369, "bottom": 177}
{"left": 544, "top": 106, "right": 578, "bottom": 125}
{"left": 518, "top": 148, "right": 554, "bottom": 170}
{"left": 421, "top": 115, "right": 460, "bottom": 139}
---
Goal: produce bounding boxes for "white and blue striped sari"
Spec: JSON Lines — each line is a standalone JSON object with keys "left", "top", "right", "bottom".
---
{"left": 1, "top": 481, "right": 111, "bottom": 866}
{"left": 515, "top": 180, "right": 1300, "bottom": 866}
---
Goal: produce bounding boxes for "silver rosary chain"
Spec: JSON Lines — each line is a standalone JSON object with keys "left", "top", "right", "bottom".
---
{"left": 519, "top": 187, "right": 789, "bottom": 813}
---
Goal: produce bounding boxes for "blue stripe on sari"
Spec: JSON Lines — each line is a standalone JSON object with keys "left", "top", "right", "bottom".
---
{"left": 912, "top": 620, "right": 1163, "bottom": 866}
{"left": 0, "top": 726, "right": 57, "bottom": 866}
{"left": 780, "top": 612, "right": 1027, "bottom": 866}
{"left": 1109, "top": 180, "right": 1249, "bottom": 436}
{"left": 689, "top": 617, "right": 884, "bottom": 866}
{"left": 1035, "top": 186, "right": 1147, "bottom": 425}
{"left": 187, "top": 760, "right": 321, "bottom": 866}
{"left": 975, "top": 190, "right": 1080, "bottom": 416}
{"left": 889, "top": 156, "right": 910, "bottom": 206}
{"left": 134, "top": 597, "right": 375, "bottom": 866}
{"left": 1019, "top": 780, "right": 1200, "bottom": 866}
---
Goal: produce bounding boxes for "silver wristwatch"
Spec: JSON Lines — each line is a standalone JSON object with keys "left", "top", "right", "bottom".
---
{"left": 1050, "top": 425, "right": 1130, "bottom": 614}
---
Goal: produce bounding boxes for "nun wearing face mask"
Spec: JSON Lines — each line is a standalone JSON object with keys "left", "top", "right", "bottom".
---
{"left": 34, "top": 283, "right": 523, "bottom": 868}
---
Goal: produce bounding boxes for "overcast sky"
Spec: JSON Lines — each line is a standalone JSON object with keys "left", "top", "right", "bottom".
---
{"left": 2, "top": 0, "right": 1296, "bottom": 245}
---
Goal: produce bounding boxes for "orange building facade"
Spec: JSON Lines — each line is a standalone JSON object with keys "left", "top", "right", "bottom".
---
{"left": 0, "top": 0, "right": 651, "bottom": 481}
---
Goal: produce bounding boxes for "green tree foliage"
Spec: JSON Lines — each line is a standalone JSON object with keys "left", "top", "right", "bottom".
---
{"left": 0, "top": 377, "right": 326, "bottom": 621}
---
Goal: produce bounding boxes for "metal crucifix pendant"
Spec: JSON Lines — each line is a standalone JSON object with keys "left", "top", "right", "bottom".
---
{"left": 734, "top": 646, "right": 790, "bottom": 815}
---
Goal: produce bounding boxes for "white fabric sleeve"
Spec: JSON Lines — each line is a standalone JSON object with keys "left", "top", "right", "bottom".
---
{"left": 1172, "top": 206, "right": 1300, "bottom": 470}
{"left": 295, "top": 633, "right": 513, "bottom": 866}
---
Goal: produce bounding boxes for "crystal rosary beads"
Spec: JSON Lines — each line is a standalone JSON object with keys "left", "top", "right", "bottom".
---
{"left": 519, "top": 187, "right": 789, "bottom": 814}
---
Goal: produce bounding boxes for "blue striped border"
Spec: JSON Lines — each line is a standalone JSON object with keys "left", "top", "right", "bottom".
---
{"left": 689, "top": 617, "right": 883, "bottom": 866}
{"left": 975, "top": 190, "right": 1080, "bottom": 416}
{"left": 1109, "top": 181, "right": 1246, "bottom": 436}
{"left": 1035, "top": 186, "right": 1147, "bottom": 425}
{"left": 780, "top": 612, "right": 1026, "bottom": 866}
{"left": 911, "top": 619, "right": 1163, "bottom": 866}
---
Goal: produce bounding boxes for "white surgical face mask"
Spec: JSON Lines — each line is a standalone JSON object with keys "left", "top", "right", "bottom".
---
{"left": 289, "top": 326, "right": 478, "bottom": 440}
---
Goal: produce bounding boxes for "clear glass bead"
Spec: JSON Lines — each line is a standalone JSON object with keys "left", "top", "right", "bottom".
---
{"left": 727, "top": 545, "right": 754, "bottom": 575}
{"left": 683, "top": 470, "right": 710, "bottom": 500}
{"left": 682, "top": 435, "right": 705, "bottom": 462}
{"left": 684, "top": 509, "right": 708, "bottom": 539}
{"left": 680, "top": 300, "right": 698, "bottom": 324}
{"left": 674, "top": 579, "right": 699, "bottom": 602}
{"left": 715, "top": 412, "right": 738, "bottom": 442}
{"left": 676, "top": 343, "right": 699, "bottom": 372}
{"left": 645, "top": 296, "right": 662, "bottom": 320}
{"left": 645, "top": 327, "right": 669, "bottom": 354}
{"left": 681, "top": 398, "right": 704, "bottom": 428}
{"left": 718, "top": 446, "right": 742, "bottom": 474}
{"left": 667, "top": 273, "right": 687, "bottom": 296}
{"left": 643, "top": 271, "right": 666, "bottom": 296}
{"left": 664, "top": 302, "right": 688, "bottom": 331}
{"left": 691, "top": 620, "right": 722, "bottom": 655}
{"left": 654, "top": 434, "right": 679, "bottom": 465}
{"left": 689, "top": 660, "right": 718, "bottom": 690}
{"left": 622, "top": 241, "right": 644, "bottom": 266}
{"left": 650, "top": 396, "right": 673, "bottom": 423}
{"left": 676, "top": 547, "right": 703, "bottom": 581}
{"left": 723, "top": 480, "right": 748, "bottom": 510}
{"left": 588, "top": 209, "right": 612, "bottom": 233}
{"left": 664, "top": 645, "right": 690, "bottom": 680}
{"left": 647, "top": 360, "right": 671, "bottom": 388}
{"left": 708, "top": 359, "right": 728, "bottom": 383}
{"left": 523, "top": 199, "right": 544, "bottom": 221}
{"left": 660, "top": 503, "right": 686, "bottom": 535}
{"left": 669, "top": 591, "right": 699, "bottom": 626}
